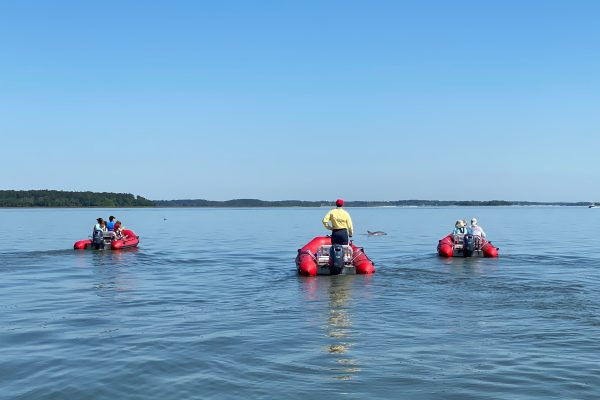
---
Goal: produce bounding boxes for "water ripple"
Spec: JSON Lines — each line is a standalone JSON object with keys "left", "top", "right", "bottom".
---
{"left": 2, "top": 207, "right": 600, "bottom": 399}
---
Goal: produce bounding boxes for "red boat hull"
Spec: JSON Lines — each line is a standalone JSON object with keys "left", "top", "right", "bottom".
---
{"left": 74, "top": 229, "right": 139, "bottom": 250}
{"left": 437, "top": 234, "right": 498, "bottom": 258}
{"left": 295, "top": 236, "right": 375, "bottom": 276}
{"left": 111, "top": 230, "right": 139, "bottom": 249}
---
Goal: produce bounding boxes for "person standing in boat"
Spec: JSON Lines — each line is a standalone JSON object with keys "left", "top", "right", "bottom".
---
{"left": 322, "top": 199, "right": 353, "bottom": 245}
{"left": 468, "top": 218, "right": 486, "bottom": 238}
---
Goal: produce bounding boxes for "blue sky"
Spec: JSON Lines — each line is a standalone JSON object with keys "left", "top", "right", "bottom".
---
{"left": 1, "top": 0, "right": 598, "bottom": 201}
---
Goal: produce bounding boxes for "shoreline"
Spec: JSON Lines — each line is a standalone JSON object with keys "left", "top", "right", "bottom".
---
{"left": 0, "top": 204, "right": 594, "bottom": 209}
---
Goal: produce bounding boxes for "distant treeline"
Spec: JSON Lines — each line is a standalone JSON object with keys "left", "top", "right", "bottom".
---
{"left": 0, "top": 190, "right": 154, "bottom": 207}
{"left": 0, "top": 190, "right": 594, "bottom": 207}
{"left": 155, "top": 199, "right": 593, "bottom": 207}
{"left": 154, "top": 199, "right": 323, "bottom": 207}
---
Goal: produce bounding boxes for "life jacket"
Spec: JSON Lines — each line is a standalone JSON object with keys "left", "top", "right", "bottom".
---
{"left": 453, "top": 227, "right": 467, "bottom": 235}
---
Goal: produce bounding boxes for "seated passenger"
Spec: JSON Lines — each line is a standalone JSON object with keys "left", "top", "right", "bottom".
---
{"left": 92, "top": 218, "right": 107, "bottom": 243}
{"left": 452, "top": 220, "right": 468, "bottom": 235}
{"left": 114, "top": 221, "right": 127, "bottom": 240}
{"left": 106, "top": 216, "right": 116, "bottom": 231}
{"left": 469, "top": 218, "right": 486, "bottom": 238}
{"left": 93, "top": 218, "right": 105, "bottom": 234}
{"left": 102, "top": 221, "right": 117, "bottom": 241}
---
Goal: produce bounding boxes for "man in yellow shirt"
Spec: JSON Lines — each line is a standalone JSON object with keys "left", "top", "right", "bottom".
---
{"left": 322, "top": 199, "right": 353, "bottom": 245}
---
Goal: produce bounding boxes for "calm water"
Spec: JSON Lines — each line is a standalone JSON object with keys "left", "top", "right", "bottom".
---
{"left": 2, "top": 207, "right": 600, "bottom": 399}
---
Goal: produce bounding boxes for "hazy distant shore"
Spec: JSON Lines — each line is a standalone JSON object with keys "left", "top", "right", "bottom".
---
{"left": 0, "top": 190, "right": 595, "bottom": 208}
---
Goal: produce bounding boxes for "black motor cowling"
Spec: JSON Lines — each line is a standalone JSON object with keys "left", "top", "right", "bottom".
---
{"left": 92, "top": 230, "right": 105, "bottom": 250}
{"left": 462, "top": 234, "right": 475, "bottom": 257}
{"left": 329, "top": 245, "right": 345, "bottom": 275}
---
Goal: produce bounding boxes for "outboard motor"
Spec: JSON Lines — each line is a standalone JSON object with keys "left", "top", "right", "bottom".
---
{"left": 462, "top": 234, "right": 475, "bottom": 257}
{"left": 92, "top": 229, "right": 105, "bottom": 250}
{"left": 329, "top": 245, "right": 345, "bottom": 275}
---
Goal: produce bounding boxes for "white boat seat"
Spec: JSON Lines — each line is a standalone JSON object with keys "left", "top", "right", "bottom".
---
{"left": 316, "top": 245, "right": 353, "bottom": 264}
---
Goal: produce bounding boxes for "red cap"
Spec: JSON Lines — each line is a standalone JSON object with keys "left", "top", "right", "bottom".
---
{"left": 336, "top": 199, "right": 344, "bottom": 207}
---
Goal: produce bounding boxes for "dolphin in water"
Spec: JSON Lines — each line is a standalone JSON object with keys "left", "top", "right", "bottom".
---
{"left": 367, "top": 230, "right": 387, "bottom": 236}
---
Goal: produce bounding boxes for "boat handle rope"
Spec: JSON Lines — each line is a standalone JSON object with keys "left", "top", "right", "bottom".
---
{"left": 297, "top": 249, "right": 317, "bottom": 262}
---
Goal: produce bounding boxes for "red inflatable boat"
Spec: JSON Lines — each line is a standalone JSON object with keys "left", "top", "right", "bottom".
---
{"left": 296, "top": 236, "right": 375, "bottom": 276}
{"left": 74, "top": 229, "right": 140, "bottom": 250}
{"left": 437, "top": 234, "right": 498, "bottom": 258}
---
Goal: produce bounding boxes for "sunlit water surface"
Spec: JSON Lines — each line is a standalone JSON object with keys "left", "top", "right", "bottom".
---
{"left": 2, "top": 207, "right": 600, "bottom": 399}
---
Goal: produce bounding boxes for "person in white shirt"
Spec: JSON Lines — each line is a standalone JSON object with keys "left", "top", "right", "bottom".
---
{"left": 469, "top": 218, "right": 486, "bottom": 238}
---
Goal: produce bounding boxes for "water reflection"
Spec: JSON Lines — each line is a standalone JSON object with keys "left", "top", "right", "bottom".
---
{"left": 438, "top": 256, "right": 497, "bottom": 276}
{"left": 74, "top": 249, "right": 139, "bottom": 296}
{"left": 326, "top": 276, "right": 361, "bottom": 381}
{"left": 299, "top": 275, "right": 362, "bottom": 380}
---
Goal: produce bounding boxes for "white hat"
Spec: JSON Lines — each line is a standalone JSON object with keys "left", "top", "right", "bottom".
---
{"left": 471, "top": 218, "right": 478, "bottom": 225}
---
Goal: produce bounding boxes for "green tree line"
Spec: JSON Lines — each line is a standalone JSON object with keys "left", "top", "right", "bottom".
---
{"left": 154, "top": 199, "right": 592, "bottom": 207}
{"left": 0, "top": 191, "right": 593, "bottom": 207}
{"left": 0, "top": 190, "right": 154, "bottom": 207}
